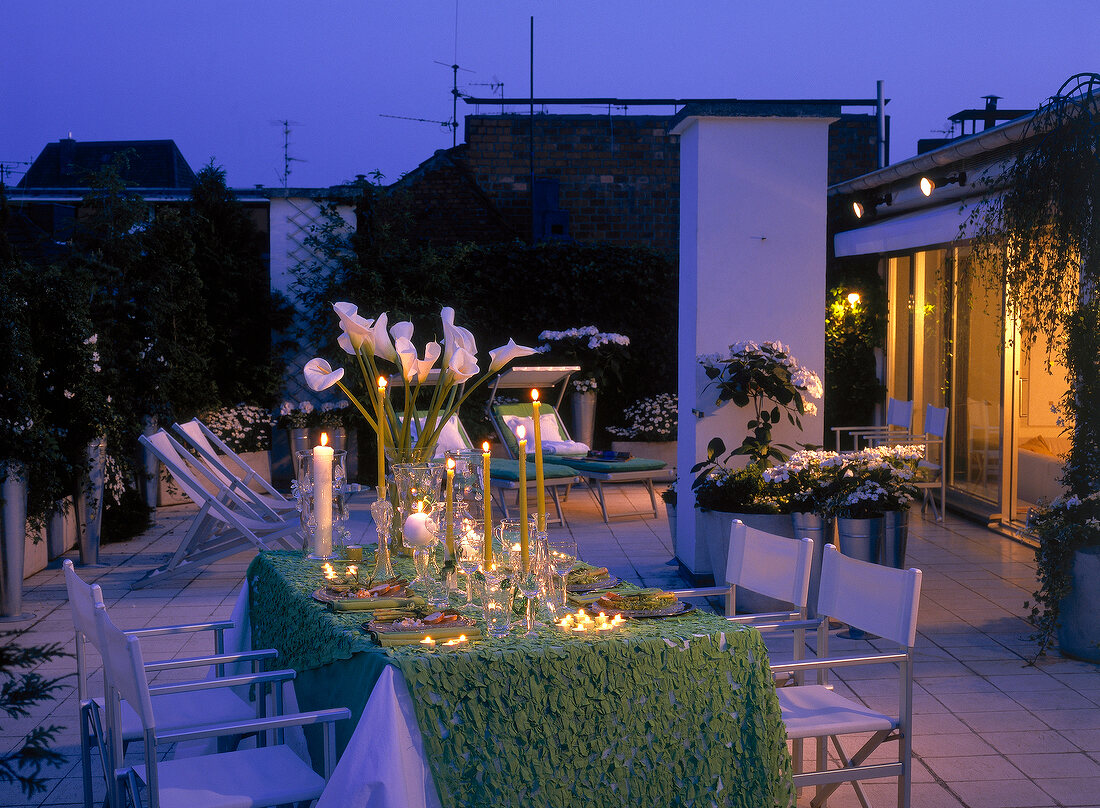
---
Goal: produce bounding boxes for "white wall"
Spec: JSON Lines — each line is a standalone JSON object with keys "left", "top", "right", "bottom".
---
{"left": 675, "top": 115, "right": 833, "bottom": 579}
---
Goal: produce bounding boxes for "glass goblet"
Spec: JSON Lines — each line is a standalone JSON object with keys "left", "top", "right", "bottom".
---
{"left": 547, "top": 535, "right": 579, "bottom": 609}
{"left": 508, "top": 542, "right": 542, "bottom": 637}
{"left": 455, "top": 518, "right": 484, "bottom": 606}
{"left": 481, "top": 563, "right": 513, "bottom": 639}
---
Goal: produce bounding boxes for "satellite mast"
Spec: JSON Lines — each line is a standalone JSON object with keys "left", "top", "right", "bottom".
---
{"left": 271, "top": 120, "right": 305, "bottom": 188}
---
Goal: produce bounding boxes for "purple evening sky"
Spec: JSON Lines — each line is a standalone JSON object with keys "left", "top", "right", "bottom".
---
{"left": 5, "top": 0, "right": 1096, "bottom": 190}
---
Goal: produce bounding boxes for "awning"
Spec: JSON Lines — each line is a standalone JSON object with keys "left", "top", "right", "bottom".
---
{"left": 834, "top": 201, "right": 977, "bottom": 257}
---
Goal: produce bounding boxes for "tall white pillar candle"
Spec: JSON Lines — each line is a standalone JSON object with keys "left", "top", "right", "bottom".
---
{"left": 313, "top": 433, "right": 334, "bottom": 557}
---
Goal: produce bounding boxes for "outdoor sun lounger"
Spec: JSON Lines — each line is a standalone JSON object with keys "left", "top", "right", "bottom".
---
{"left": 409, "top": 412, "right": 580, "bottom": 527}
{"left": 173, "top": 418, "right": 296, "bottom": 519}
{"left": 489, "top": 401, "right": 668, "bottom": 523}
{"left": 134, "top": 430, "right": 301, "bottom": 588}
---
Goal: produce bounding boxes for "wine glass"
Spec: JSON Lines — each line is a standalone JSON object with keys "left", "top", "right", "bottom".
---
{"left": 368, "top": 497, "right": 396, "bottom": 582}
{"left": 481, "top": 562, "right": 512, "bottom": 639}
{"left": 546, "top": 535, "right": 579, "bottom": 609}
{"left": 455, "top": 516, "right": 484, "bottom": 606}
{"left": 508, "top": 540, "right": 542, "bottom": 637}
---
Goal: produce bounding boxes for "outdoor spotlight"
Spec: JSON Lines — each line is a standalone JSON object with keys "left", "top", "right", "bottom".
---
{"left": 850, "top": 192, "right": 891, "bottom": 220}
{"left": 852, "top": 200, "right": 866, "bottom": 219}
{"left": 919, "top": 171, "right": 966, "bottom": 197}
{"left": 920, "top": 176, "right": 935, "bottom": 196}
{"left": 847, "top": 292, "right": 861, "bottom": 307}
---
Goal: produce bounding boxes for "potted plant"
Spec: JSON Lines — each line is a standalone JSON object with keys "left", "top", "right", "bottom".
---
{"left": 277, "top": 401, "right": 314, "bottom": 479}
{"left": 607, "top": 392, "right": 677, "bottom": 476}
{"left": 965, "top": 75, "right": 1100, "bottom": 660}
{"left": 536, "top": 326, "right": 631, "bottom": 448}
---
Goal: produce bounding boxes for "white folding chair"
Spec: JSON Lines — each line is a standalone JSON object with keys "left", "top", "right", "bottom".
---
{"left": 94, "top": 602, "right": 349, "bottom": 808}
{"left": 832, "top": 398, "right": 914, "bottom": 451}
{"left": 64, "top": 560, "right": 281, "bottom": 808}
{"left": 771, "top": 544, "right": 922, "bottom": 808}
{"left": 172, "top": 419, "right": 295, "bottom": 518}
{"left": 134, "top": 431, "right": 300, "bottom": 587}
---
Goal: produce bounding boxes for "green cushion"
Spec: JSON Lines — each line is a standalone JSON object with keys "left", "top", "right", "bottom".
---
{"left": 490, "top": 459, "right": 576, "bottom": 482}
{"left": 548, "top": 456, "right": 667, "bottom": 473}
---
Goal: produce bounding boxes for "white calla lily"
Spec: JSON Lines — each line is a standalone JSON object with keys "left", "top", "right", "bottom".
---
{"left": 488, "top": 338, "right": 538, "bottom": 373}
{"left": 333, "top": 302, "right": 373, "bottom": 353}
{"left": 304, "top": 358, "right": 345, "bottom": 391}
{"left": 447, "top": 346, "right": 479, "bottom": 383}
{"left": 441, "top": 307, "right": 477, "bottom": 366}
{"left": 389, "top": 320, "right": 414, "bottom": 344}
{"left": 417, "top": 341, "right": 442, "bottom": 380}
{"left": 394, "top": 336, "right": 420, "bottom": 382}
{"left": 371, "top": 313, "right": 396, "bottom": 362}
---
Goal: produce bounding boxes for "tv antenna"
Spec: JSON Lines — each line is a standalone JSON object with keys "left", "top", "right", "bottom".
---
{"left": 468, "top": 77, "right": 505, "bottom": 114}
{"left": 271, "top": 119, "right": 306, "bottom": 188}
{"left": 0, "top": 160, "right": 32, "bottom": 185}
{"left": 434, "top": 60, "right": 474, "bottom": 147}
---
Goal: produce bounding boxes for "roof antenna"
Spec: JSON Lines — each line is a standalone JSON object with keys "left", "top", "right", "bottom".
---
{"left": 271, "top": 120, "right": 305, "bottom": 188}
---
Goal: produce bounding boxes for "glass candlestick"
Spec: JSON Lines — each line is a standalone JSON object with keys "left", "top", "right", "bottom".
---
{"left": 369, "top": 496, "right": 396, "bottom": 582}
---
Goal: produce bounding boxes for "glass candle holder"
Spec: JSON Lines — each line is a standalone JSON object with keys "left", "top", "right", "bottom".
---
{"left": 293, "top": 448, "right": 349, "bottom": 560}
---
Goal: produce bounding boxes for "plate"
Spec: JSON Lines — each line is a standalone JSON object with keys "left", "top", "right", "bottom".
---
{"left": 311, "top": 580, "right": 411, "bottom": 605}
{"left": 584, "top": 600, "right": 696, "bottom": 619}
{"left": 363, "top": 611, "right": 475, "bottom": 634}
{"left": 567, "top": 575, "right": 621, "bottom": 593}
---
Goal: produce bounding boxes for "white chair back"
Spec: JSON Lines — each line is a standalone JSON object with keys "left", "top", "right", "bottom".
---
{"left": 176, "top": 420, "right": 236, "bottom": 488}
{"left": 725, "top": 521, "right": 813, "bottom": 609}
{"left": 63, "top": 559, "right": 105, "bottom": 702}
{"left": 886, "top": 398, "right": 915, "bottom": 431}
{"left": 145, "top": 430, "right": 217, "bottom": 507}
{"left": 94, "top": 603, "right": 157, "bottom": 733}
{"left": 816, "top": 543, "right": 922, "bottom": 646}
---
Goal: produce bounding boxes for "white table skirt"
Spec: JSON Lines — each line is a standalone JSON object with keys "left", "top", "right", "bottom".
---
{"left": 221, "top": 583, "right": 442, "bottom": 808}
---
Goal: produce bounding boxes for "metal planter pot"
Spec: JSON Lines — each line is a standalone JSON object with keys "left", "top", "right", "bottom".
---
{"left": 1057, "top": 546, "right": 1100, "bottom": 663}
{"left": 881, "top": 510, "right": 910, "bottom": 569}
{"left": 1, "top": 462, "right": 33, "bottom": 621}
{"left": 790, "top": 512, "right": 832, "bottom": 618}
{"left": 76, "top": 438, "right": 107, "bottom": 566}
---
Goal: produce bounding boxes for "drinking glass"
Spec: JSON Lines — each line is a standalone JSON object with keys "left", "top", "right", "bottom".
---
{"left": 508, "top": 541, "right": 542, "bottom": 637}
{"left": 481, "top": 564, "right": 513, "bottom": 639}
{"left": 369, "top": 497, "right": 396, "bottom": 582}
{"left": 455, "top": 516, "right": 484, "bottom": 606}
{"left": 546, "top": 535, "right": 579, "bottom": 608}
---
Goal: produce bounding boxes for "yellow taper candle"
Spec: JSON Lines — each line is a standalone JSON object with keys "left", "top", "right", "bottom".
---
{"left": 482, "top": 441, "right": 493, "bottom": 565}
{"left": 531, "top": 389, "right": 546, "bottom": 532}
{"left": 517, "top": 425, "right": 529, "bottom": 572}
{"left": 444, "top": 457, "right": 455, "bottom": 559}
{"left": 376, "top": 376, "right": 388, "bottom": 498}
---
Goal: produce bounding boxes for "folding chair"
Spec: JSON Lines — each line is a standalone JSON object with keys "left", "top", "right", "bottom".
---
{"left": 94, "top": 602, "right": 349, "bottom": 808}
{"left": 172, "top": 418, "right": 295, "bottom": 518}
{"left": 770, "top": 544, "right": 922, "bottom": 808}
{"left": 870, "top": 404, "right": 949, "bottom": 522}
{"left": 490, "top": 401, "right": 668, "bottom": 522}
{"left": 64, "top": 560, "right": 280, "bottom": 808}
{"left": 133, "top": 431, "right": 300, "bottom": 588}
{"left": 409, "top": 412, "right": 580, "bottom": 527}
{"left": 832, "top": 397, "right": 914, "bottom": 451}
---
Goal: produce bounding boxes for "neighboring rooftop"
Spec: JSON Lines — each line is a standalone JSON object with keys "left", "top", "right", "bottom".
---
{"left": 18, "top": 138, "right": 197, "bottom": 189}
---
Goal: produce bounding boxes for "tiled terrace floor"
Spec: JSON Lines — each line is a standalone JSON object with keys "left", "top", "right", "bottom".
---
{"left": 4, "top": 484, "right": 1099, "bottom": 807}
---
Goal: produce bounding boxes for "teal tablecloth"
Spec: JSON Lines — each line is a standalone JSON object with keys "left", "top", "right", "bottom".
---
{"left": 247, "top": 550, "right": 794, "bottom": 808}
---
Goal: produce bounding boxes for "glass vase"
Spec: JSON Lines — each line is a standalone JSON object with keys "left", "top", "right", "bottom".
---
{"left": 391, "top": 460, "right": 445, "bottom": 556}
{"left": 293, "top": 449, "right": 350, "bottom": 560}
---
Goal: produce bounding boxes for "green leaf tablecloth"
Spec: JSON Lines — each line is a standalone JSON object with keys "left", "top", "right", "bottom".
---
{"left": 247, "top": 550, "right": 795, "bottom": 808}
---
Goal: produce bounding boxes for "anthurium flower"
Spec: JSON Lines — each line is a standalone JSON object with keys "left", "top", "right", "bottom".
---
{"left": 446, "top": 346, "right": 479, "bottom": 383}
{"left": 488, "top": 338, "right": 538, "bottom": 373}
{"left": 304, "top": 358, "right": 345, "bottom": 391}
{"left": 441, "top": 307, "right": 477, "bottom": 366}
{"left": 333, "top": 302, "right": 373, "bottom": 354}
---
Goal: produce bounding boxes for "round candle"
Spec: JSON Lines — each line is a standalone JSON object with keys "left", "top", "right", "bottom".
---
{"left": 403, "top": 508, "right": 435, "bottom": 547}
{"left": 313, "top": 433, "right": 334, "bottom": 557}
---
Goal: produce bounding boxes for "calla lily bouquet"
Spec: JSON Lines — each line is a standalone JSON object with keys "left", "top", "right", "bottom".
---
{"left": 304, "top": 303, "right": 537, "bottom": 460}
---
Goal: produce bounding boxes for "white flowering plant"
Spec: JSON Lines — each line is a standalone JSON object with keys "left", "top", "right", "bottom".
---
{"left": 313, "top": 400, "right": 351, "bottom": 429}
{"left": 537, "top": 326, "right": 630, "bottom": 395}
{"left": 606, "top": 393, "right": 677, "bottom": 441}
{"left": 699, "top": 340, "right": 822, "bottom": 468}
{"left": 276, "top": 401, "right": 314, "bottom": 430}
{"left": 201, "top": 403, "right": 273, "bottom": 454}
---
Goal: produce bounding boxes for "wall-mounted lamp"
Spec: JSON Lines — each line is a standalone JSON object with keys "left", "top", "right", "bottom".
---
{"left": 851, "top": 192, "right": 892, "bottom": 220}
{"left": 846, "top": 292, "right": 861, "bottom": 307}
{"left": 919, "top": 171, "right": 967, "bottom": 197}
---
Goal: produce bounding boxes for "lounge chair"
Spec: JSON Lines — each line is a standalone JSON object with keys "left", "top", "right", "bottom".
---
{"left": 489, "top": 402, "right": 668, "bottom": 522}
{"left": 409, "top": 412, "right": 580, "bottom": 527}
{"left": 134, "top": 430, "right": 300, "bottom": 588}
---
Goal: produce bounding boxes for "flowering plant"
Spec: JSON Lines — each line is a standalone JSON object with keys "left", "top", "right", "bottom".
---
{"left": 200, "top": 403, "right": 273, "bottom": 454}
{"left": 276, "top": 401, "right": 313, "bottom": 430}
{"left": 313, "top": 400, "right": 351, "bottom": 429}
{"left": 699, "top": 340, "right": 822, "bottom": 468}
{"left": 537, "top": 326, "right": 630, "bottom": 395}
{"left": 304, "top": 304, "right": 537, "bottom": 462}
{"left": 607, "top": 393, "right": 677, "bottom": 441}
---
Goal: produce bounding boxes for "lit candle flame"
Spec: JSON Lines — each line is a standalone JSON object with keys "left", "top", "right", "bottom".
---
{"left": 531, "top": 389, "right": 539, "bottom": 402}
{"left": 378, "top": 376, "right": 387, "bottom": 390}
{"left": 446, "top": 457, "right": 456, "bottom": 470}
{"left": 320, "top": 432, "right": 329, "bottom": 447}
{"left": 482, "top": 441, "right": 490, "bottom": 453}
{"left": 420, "top": 636, "right": 435, "bottom": 646}
{"left": 517, "top": 425, "right": 526, "bottom": 440}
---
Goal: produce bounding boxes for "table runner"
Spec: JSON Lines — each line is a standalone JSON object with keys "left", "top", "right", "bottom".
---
{"left": 248, "top": 550, "right": 795, "bottom": 808}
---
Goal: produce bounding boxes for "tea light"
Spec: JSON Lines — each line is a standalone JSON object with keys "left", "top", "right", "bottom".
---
{"left": 346, "top": 565, "right": 358, "bottom": 579}
{"left": 442, "top": 634, "right": 468, "bottom": 646}
{"left": 420, "top": 636, "right": 436, "bottom": 647}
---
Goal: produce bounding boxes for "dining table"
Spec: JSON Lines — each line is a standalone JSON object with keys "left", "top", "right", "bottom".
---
{"left": 240, "top": 549, "right": 795, "bottom": 808}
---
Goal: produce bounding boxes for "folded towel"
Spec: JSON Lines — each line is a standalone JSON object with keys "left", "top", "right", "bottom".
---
{"left": 542, "top": 440, "right": 590, "bottom": 455}
{"left": 373, "top": 626, "right": 482, "bottom": 647}
{"left": 330, "top": 596, "right": 426, "bottom": 612}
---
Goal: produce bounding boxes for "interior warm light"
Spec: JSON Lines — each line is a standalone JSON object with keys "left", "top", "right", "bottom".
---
{"left": 847, "top": 292, "right": 861, "bottom": 307}
{"left": 920, "top": 176, "right": 935, "bottom": 197}
{"left": 852, "top": 200, "right": 865, "bottom": 219}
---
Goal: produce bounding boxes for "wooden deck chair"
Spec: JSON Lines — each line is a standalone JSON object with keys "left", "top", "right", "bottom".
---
{"left": 490, "top": 401, "right": 668, "bottom": 522}
{"left": 65, "top": 560, "right": 279, "bottom": 808}
{"left": 94, "top": 603, "right": 348, "bottom": 808}
{"left": 409, "top": 411, "right": 580, "bottom": 527}
{"left": 172, "top": 418, "right": 294, "bottom": 519}
{"left": 770, "top": 544, "right": 922, "bottom": 808}
{"left": 133, "top": 431, "right": 300, "bottom": 588}
{"left": 832, "top": 397, "right": 914, "bottom": 451}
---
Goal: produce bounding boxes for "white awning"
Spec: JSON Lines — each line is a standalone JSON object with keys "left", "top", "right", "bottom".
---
{"left": 834, "top": 201, "right": 977, "bottom": 257}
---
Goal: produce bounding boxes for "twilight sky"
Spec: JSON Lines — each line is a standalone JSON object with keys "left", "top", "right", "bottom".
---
{"left": 5, "top": 0, "right": 1096, "bottom": 190}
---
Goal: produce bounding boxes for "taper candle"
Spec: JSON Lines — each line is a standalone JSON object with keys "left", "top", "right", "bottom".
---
{"left": 482, "top": 441, "right": 493, "bottom": 565}
{"left": 517, "top": 425, "right": 529, "bottom": 572}
{"left": 376, "top": 376, "right": 388, "bottom": 498}
{"left": 444, "top": 457, "right": 455, "bottom": 559}
{"left": 531, "top": 389, "right": 546, "bottom": 532}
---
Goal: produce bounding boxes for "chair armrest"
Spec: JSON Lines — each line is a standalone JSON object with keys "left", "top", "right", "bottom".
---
{"left": 730, "top": 616, "right": 822, "bottom": 632}
{"left": 770, "top": 651, "right": 908, "bottom": 673}
{"left": 125, "top": 620, "right": 235, "bottom": 638}
{"left": 143, "top": 649, "right": 278, "bottom": 672}
{"left": 148, "top": 669, "right": 295, "bottom": 695}
{"left": 668, "top": 586, "right": 730, "bottom": 599}
{"left": 157, "top": 708, "right": 352, "bottom": 744}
